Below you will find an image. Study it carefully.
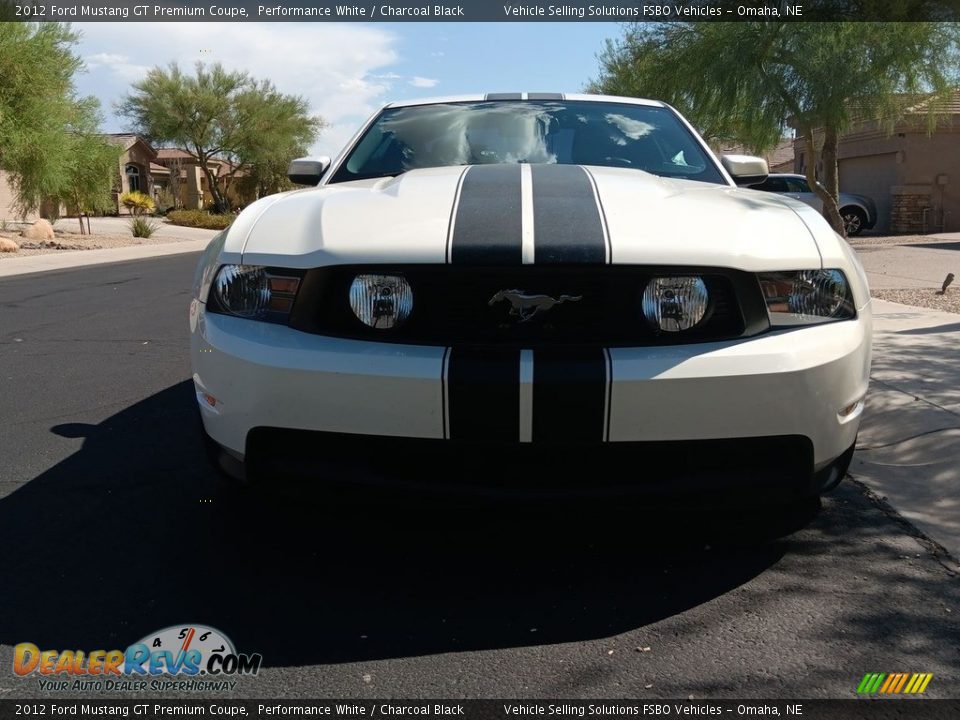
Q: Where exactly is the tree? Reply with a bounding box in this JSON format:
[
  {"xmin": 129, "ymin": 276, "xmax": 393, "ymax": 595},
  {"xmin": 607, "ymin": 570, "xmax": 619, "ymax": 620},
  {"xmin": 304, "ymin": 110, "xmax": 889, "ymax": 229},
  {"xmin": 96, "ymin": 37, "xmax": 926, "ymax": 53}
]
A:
[
  {"xmin": 230, "ymin": 80, "xmax": 328, "ymax": 202},
  {"xmin": 167, "ymin": 156, "xmax": 184, "ymax": 210},
  {"xmin": 593, "ymin": 22, "xmax": 959, "ymax": 234},
  {"xmin": 118, "ymin": 63, "xmax": 323, "ymax": 212},
  {"xmin": 59, "ymin": 124, "xmax": 123, "ymax": 234},
  {"xmin": 0, "ymin": 23, "xmax": 119, "ymax": 223}
]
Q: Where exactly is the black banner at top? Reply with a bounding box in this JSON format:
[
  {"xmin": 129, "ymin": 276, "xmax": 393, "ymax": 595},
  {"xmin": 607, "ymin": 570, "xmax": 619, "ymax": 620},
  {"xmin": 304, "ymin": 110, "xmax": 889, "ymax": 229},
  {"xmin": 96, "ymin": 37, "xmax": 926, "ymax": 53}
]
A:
[{"xmin": 2, "ymin": 0, "xmax": 960, "ymax": 22}]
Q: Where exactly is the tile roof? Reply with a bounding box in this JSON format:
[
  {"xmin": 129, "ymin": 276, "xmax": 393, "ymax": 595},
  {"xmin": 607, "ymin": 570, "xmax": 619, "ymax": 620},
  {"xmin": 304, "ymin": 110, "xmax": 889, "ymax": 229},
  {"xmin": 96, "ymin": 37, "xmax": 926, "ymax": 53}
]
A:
[
  {"xmin": 716, "ymin": 138, "xmax": 794, "ymax": 168},
  {"xmin": 155, "ymin": 148, "xmax": 195, "ymax": 160}
]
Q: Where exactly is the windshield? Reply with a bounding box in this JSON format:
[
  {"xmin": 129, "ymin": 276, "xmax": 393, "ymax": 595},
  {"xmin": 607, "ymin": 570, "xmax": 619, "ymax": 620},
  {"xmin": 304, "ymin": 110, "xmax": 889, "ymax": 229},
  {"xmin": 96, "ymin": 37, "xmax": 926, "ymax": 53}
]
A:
[{"xmin": 329, "ymin": 100, "xmax": 726, "ymax": 185}]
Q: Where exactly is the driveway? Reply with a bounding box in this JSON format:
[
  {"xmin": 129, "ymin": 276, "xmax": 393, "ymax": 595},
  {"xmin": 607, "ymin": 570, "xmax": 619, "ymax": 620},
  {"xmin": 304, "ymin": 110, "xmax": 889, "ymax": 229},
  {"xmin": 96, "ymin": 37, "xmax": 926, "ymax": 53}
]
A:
[
  {"xmin": 54, "ymin": 215, "xmax": 221, "ymax": 243},
  {"xmin": 855, "ymin": 235, "xmax": 960, "ymax": 290}
]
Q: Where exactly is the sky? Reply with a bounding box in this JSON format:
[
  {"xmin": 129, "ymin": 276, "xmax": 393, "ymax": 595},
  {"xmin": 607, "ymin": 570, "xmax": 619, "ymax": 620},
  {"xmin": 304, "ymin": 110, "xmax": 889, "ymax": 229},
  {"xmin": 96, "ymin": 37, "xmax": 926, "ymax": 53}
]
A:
[{"xmin": 72, "ymin": 22, "xmax": 623, "ymax": 158}]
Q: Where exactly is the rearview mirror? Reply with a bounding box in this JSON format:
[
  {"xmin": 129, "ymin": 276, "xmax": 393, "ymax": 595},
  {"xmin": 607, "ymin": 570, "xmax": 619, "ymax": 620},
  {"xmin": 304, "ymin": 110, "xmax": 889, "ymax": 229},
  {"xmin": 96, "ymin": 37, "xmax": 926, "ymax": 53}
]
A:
[
  {"xmin": 287, "ymin": 156, "xmax": 331, "ymax": 185},
  {"xmin": 721, "ymin": 155, "xmax": 769, "ymax": 186}
]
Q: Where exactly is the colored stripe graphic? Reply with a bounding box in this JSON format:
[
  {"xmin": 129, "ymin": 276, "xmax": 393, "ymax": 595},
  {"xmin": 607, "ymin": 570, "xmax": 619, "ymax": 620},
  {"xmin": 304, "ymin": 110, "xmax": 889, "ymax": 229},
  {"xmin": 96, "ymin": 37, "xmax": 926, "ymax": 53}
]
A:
[
  {"xmin": 857, "ymin": 672, "xmax": 933, "ymax": 694},
  {"xmin": 879, "ymin": 674, "xmax": 895, "ymax": 694},
  {"xmin": 531, "ymin": 164, "xmax": 608, "ymax": 264},
  {"xmin": 857, "ymin": 673, "xmax": 887, "ymax": 695},
  {"xmin": 448, "ymin": 165, "xmax": 523, "ymax": 265},
  {"xmin": 891, "ymin": 673, "xmax": 908, "ymax": 693}
]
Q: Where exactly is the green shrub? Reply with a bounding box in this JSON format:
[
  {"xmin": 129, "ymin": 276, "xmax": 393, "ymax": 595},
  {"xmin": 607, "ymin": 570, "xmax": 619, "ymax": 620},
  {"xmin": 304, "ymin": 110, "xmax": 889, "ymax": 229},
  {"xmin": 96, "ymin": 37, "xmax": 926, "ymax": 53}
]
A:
[
  {"xmin": 120, "ymin": 191, "xmax": 156, "ymax": 216},
  {"xmin": 166, "ymin": 209, "xmax": 234, "ymax": 230},
  {"xmin": 130, "ymin": 216, "xmax": 160, "ymax": 238},
  {"xmin": 154, "ymin": 188, "xmax": 176, "ymax": 213}
]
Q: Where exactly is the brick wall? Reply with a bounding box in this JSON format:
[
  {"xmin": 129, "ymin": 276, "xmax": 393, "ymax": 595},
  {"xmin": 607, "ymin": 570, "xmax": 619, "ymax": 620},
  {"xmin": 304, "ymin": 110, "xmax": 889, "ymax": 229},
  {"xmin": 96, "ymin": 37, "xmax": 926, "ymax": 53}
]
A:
[{"xmin": 890, "ymin": 185, "xmax": 933, "ymax": 234}]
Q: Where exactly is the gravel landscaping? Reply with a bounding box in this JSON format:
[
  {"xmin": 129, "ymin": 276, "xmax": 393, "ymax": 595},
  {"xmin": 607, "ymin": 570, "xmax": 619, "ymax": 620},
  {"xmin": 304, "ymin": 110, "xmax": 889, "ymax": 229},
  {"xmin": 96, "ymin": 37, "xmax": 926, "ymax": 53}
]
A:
[
  {"xmin": 0, "ymin": 218, "xmax": 216, "ymax": 260},
  {"xmin": 871, "ymin": 287, "xmax": 960, "ymax": 314},
  {"xmin": 847, "ymin": 235, "xmax": 960, "ymax": 313},
  {"xmin": 847, "ymin": 234, "xmax": 955, "ymax": 247},
  {"xmin": 0, "ymin": 229, "xmax": 199, "ymax": 259}
]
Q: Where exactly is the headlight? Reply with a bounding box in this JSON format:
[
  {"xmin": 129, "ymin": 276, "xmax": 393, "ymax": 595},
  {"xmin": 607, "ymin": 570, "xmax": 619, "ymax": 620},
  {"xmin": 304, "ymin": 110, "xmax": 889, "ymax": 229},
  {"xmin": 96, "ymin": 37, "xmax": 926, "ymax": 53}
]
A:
[
  {"xmin": 642, "ymin": 276, "xmax": 709, "ymax": 332},
  {"xmin": 210, "ymin": 265, "xmax": 301, "ymax": 321},
  {"xmin": 349, "ymin": 274, "xmax": 413, "ymax": 329},
  {"xmin": 758, "ymin": 270, "xmax": 855, "ymax": 326}
]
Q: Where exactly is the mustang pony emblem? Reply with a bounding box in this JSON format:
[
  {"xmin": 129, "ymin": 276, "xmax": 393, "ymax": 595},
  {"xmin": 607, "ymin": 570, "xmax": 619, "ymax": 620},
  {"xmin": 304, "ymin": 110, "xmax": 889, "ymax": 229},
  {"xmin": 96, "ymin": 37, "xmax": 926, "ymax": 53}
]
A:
[{"xmin": 488, "ymin": 289, "xmax": 583, "ymax": 323}]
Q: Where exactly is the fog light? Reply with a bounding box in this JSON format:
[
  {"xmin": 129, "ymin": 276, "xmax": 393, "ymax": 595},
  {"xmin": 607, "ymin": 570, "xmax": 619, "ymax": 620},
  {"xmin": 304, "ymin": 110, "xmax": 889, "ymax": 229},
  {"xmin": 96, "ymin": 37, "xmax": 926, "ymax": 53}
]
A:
[
  {"xmin": 642, "ymin": 276, "xmax": 708, "ymax": 332},
  {"xmin": 349, "ymin": 274, "xmax": 413, "ymax": 329}
]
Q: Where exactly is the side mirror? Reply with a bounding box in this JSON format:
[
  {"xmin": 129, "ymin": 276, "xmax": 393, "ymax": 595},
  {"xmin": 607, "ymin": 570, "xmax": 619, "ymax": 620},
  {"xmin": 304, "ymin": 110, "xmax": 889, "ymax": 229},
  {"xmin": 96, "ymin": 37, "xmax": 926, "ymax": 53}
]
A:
[
  {"xmin": 721, "ymin": 155, "xmax": 769, "ymax": 186},
  {"xmin": 287, "ymin": 156, "xmax": 331, "ymax": 185}
]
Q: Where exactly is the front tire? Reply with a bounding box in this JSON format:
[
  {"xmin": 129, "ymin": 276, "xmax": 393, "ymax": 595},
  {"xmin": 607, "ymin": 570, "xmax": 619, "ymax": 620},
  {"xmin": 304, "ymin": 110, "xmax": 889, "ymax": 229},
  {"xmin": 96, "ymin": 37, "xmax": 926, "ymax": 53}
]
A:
[{"xmin": 841, "ymin": 207, "xmax": 867, "ymax": 236}]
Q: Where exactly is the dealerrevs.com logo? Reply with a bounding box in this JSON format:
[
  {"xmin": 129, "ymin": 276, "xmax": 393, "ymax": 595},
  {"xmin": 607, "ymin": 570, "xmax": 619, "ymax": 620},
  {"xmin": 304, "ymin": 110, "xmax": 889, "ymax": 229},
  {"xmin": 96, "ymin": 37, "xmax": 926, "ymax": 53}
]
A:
[{"xmin": 13, "ymin": 624, "xmax": 262, "ymax": 692}]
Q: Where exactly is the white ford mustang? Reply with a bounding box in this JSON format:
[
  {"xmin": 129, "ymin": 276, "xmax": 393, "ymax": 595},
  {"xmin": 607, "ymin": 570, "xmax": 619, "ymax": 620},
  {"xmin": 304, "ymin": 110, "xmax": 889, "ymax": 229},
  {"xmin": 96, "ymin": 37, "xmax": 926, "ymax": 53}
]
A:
[{"xmin": 190, "ymin": 93, "xmax": 871, "ymax": 502}]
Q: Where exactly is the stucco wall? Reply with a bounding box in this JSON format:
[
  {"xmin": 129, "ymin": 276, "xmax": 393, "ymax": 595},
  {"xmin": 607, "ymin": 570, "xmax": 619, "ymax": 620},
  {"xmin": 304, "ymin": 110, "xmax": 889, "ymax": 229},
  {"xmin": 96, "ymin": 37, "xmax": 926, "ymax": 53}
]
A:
[{"xmin": 0, "ymin": 170, "xmax": 39, "ymax": 223}]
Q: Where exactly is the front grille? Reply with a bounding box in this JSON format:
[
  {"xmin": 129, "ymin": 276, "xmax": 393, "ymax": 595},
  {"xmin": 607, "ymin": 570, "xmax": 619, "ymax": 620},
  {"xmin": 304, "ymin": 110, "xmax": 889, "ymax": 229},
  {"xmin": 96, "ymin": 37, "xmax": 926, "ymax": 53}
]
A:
[{"xmin": 289, "ymin": 265, "xmax": 769, "ymax": 346}]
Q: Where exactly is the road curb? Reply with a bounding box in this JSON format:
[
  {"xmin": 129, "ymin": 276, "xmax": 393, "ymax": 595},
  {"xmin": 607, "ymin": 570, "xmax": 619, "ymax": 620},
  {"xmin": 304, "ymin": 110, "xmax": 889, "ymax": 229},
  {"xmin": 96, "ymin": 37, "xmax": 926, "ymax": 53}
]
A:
[{"xmin": 0, "ymin": 238, "xmax": 210, "ymax": 279}]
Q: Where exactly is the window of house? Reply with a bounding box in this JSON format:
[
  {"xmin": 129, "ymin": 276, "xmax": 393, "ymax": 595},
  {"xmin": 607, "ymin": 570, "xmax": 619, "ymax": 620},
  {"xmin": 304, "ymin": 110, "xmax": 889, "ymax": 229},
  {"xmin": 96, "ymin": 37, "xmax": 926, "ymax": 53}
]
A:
[{"xmin": 126, "ymin": 164, "xmax": 140, "ymax": 192}]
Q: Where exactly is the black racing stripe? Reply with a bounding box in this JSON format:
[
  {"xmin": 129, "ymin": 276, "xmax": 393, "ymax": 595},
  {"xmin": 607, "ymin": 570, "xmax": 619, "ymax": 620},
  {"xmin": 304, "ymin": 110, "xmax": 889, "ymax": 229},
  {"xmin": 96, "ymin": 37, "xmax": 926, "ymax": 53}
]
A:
[
  {"xmin": 532, "ymin": 347, "xmax": 608, "ymax": 444},
  {"xmin": 582, "ymin": 166, "xmax": 612, "ymax": 264},
  {"xmin": 527, "ymin": 93, "xmax": 564, "ymax": 100},
  {"xmin": 531, "ymin": 164, "xmax": 607, "ymax": 264},
  {"xmin": 485, "ymin": 93, "xmax": 523, "ymax": 101},
  {"xmin": 447, "ymin": 347, "xmax": 520, "ymax": 442},
  {"xmin": 444, "ymin": 166, "xmax": 470, "ymax": 264},
  {"xmin": 449, "ymin": 164, "xmax": 523, "ymax": 266}
]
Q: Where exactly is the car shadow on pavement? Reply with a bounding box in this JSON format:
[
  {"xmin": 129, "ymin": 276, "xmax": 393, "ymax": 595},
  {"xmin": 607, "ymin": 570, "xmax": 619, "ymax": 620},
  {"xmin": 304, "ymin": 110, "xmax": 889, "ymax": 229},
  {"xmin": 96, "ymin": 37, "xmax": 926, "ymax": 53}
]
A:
[{"xmin": 0, "ymin": 380, "xmax": 802, "ymax": 667}]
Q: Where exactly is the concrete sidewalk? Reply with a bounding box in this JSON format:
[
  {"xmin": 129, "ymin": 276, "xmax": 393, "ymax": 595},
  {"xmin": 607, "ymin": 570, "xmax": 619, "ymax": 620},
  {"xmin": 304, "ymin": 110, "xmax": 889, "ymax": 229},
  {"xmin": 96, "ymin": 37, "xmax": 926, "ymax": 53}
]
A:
[
  {"xmin": 0, "ymin": 237, "xmax": 211, "ymax": 278},
  {"xmin": 853, "ymin": 299, "xmax": 960, "ymax": 560}
]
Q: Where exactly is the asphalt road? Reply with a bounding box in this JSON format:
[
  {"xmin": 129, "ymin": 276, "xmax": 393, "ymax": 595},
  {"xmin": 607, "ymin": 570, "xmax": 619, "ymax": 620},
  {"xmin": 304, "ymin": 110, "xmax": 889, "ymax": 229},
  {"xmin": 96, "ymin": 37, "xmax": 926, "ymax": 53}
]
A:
[{"xmin": 0, "ymin": 254, "xmax": 957, "ymax": 700}]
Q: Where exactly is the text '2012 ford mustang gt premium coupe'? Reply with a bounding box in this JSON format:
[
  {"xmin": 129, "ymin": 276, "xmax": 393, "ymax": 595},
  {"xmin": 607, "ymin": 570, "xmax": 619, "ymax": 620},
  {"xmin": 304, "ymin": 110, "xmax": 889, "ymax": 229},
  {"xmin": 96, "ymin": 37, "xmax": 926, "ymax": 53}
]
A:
[{"xmin": 189, "ymin": 93, "xmax": 871, "ymax": 503}]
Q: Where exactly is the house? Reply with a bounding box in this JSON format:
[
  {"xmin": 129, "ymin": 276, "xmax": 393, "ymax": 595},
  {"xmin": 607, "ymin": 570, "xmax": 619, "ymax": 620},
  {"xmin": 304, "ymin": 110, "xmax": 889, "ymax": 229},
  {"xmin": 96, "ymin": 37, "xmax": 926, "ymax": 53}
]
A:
[
  {"xmin": 0, "ymin": 170, "xmax": 39, "ymax": 224},
  {"xmin": 1, "ymin": 135, "xmax": 160, "ymax": 222},
  {"xmin": 107, "ymin": 137, "xmax": 251, "ymax": 211},
  {"xmin": 794, "ymin": 90, "xmax": 960, "ymax": 233},
  {"xmin": 153, "ymin": 148, "xmax": 253, "ymax": 211}
]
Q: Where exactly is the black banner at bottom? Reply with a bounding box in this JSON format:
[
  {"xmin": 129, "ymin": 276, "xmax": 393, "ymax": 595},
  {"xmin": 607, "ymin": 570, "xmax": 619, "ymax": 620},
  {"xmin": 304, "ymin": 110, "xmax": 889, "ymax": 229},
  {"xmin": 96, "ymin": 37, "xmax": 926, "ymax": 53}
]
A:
[{"xmin": 1, "ymin": 700, "xmax": 959, "ymax": 720}]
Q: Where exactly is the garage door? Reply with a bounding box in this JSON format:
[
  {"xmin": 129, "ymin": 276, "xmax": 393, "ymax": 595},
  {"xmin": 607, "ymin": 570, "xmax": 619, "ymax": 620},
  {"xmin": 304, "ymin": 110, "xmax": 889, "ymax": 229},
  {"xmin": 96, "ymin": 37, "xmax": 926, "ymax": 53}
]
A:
[{"xmin": 839, "ymin": 153, "xmax": 898, "ymax": 232}]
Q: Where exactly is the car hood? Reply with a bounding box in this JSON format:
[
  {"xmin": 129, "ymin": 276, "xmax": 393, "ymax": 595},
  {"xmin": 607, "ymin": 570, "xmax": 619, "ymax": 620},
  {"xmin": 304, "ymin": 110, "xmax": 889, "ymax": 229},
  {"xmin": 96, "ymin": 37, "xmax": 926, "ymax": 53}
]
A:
[{"xmin": 232, "ymin": 164, "xmax": 824, "ymax": 272}]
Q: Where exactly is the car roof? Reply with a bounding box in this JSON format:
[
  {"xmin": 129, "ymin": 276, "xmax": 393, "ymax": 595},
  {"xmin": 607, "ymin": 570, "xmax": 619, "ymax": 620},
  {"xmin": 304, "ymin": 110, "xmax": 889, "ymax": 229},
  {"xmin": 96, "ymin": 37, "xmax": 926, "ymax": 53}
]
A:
[{"xmin": 384, "ymin": 93, "xmax": 667, "ymax": 109}]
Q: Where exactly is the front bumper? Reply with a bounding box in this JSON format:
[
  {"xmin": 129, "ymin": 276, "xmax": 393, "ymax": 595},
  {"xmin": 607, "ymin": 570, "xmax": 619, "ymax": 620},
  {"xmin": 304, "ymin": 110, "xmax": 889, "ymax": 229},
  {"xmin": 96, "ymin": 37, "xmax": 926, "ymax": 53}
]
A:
[{"xmin": 190, "ymin": 299, "xmax": 871, "ymax": 475}]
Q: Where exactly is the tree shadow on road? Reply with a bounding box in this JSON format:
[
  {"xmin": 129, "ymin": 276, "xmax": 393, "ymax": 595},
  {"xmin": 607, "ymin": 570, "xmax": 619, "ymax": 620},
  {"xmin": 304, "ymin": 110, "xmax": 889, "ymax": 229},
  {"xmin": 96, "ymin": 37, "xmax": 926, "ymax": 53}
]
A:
[{"xmin": 0, "ymin": 380, "xmax": 804, "ymax": 668}]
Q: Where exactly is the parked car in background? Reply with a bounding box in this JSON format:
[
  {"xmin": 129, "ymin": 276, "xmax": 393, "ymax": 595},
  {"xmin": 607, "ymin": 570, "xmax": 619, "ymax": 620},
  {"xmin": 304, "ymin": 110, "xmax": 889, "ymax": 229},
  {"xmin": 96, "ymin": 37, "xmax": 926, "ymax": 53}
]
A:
[{"xmin": 749, "ymin": 173, "xmax": 877, "ymax": 236}]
